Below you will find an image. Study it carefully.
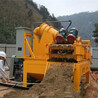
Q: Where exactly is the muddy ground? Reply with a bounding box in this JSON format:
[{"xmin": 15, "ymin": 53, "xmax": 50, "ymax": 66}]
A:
[
  {"xmin": 4, "ymin": 65, "xmax": 83, "ymax": 98},
  {"xmin": 0, "ymin": 65, "xmax": 98, "ymax": 98},
  {"xmin": 0, "ymin": 86, "xmax": 15, "ymax": 98},
  {"xmin": 84, "ymin": 71, "xmax": 98, "ymax": 98}
]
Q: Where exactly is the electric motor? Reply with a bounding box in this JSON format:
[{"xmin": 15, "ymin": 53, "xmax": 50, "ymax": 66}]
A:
[{"xmin": 67, "ymin": 28, "xmax": 78, "ymax": 44}]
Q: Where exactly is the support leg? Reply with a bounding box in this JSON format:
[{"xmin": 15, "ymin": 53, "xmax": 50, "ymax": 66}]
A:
[
  {"xmin": 23, "ymin": 70, "xmax": 27, "ymax": 87},
  {"xmin": 73, "ymin": 65, "xmax": 80, "ymax": 92},
  {"xmin": 74, "ymin": 74, "xmax": 81, "ymax": 91},
  {"xmin": 86, "ymin": 71, "xmax": 90, "ymax": 83}
]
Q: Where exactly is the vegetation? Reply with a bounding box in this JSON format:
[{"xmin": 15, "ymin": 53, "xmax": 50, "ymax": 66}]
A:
[
  {"xmin": 38, "ymin": 5, "xmax": 62, "ymax": 29},
  {"xmin": 0, "ymin": 0, "xmax": 62, "ymax": 44},
  {"xmin": 93, "ymin": 23, "xmax": 98, "ymax": 43}
]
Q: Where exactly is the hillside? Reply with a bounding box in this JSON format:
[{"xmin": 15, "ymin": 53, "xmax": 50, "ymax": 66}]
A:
[
  {"xmin": 57, "ymin": 11, "xmax": 98, "ymax": 46},
  {"xmin": 0, "ymin": 0, "xmax": 61, "ymax": 44}
]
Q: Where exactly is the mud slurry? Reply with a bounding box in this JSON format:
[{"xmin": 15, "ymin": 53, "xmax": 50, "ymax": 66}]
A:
[{"xmin": 4, "ymin": 64, "xmax": 83, "ymax": 98}]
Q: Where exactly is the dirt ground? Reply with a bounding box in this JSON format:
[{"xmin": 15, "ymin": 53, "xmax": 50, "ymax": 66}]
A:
[
  {"xmin": 0, "ymin": 65, "xmax": 98, "ymax": 98},
  {"xmin": 0, "ymin": 71, "xmax": 15, "ymax": 98},
  {"xmin": 0, "ymin": 86, "xmax": 15, "ymax": 98},
  {"xmin": 84, "ymin": 71, "xmax": 98, "ymax": 98},
  {"xmin": 4, "ymin": 65, "xmax": 83, "ymax": 98}
]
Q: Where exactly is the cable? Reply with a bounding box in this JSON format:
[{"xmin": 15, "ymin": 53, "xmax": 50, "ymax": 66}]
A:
[{"xmin": 0, "ymin": 83, "xmax": 17, "ymax": 91}]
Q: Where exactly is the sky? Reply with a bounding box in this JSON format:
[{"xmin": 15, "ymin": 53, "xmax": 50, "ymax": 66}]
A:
[{"xmin": 33, "ymin": 0, "xmax": 98, "ymax": 17}]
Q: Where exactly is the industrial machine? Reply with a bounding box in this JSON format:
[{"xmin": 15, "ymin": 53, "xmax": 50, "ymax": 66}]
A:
[{"xmin": 10, "ymin": 20, "xmax": 91, "ymax": 92}]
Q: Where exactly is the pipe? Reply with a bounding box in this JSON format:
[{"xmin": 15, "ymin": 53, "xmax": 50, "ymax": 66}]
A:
[{"xmin": 33, "ymin": 20, "xmax": 72, "ymax": 31}]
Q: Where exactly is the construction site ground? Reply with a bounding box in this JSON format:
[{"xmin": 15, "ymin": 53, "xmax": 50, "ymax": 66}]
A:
[
  {"xmin": 0, "ymin": 65, "xmax": 98, "ymax": 98},
  {"xmin": 0, "ymin": 86, "xmax": 15, "ymax": 98}
]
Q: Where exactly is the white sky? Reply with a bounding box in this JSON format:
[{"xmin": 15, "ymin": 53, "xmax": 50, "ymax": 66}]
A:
[{"xmin": 33, "ymin": 0, "xmax": 98, "ymax": 17}]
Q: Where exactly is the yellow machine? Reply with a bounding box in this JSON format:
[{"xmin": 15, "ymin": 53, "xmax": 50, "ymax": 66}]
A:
[{"xmin": 16, "ymin": 20, "xmax": 91, "ymax": 92}]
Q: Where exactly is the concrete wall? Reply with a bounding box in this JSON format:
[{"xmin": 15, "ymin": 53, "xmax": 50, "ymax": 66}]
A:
[
  {"xmin": 91, "ymin": 47, "xmax": 98, "ymax": 69},
  {"xmin": 0, "ymin": 44, "xmax": 16, "ymax": 65}
]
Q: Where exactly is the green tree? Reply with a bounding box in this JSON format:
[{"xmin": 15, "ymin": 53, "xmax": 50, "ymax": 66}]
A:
[
  {"xmin": 93, "ymin": 23, "xmax": 98, "ymax": 43},
  {"xmin": 39, "ymin": 5, "xmax": 50, "ymax": 19},
  {"xmin": 0, "ymin": 24, "xmax": 15, "ymax": 44}
]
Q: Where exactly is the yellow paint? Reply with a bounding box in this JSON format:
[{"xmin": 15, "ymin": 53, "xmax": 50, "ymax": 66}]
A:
[
  {"xmin": 73, "ymin": 60, "xmax": 90, "ymax": 91},
  {"xmin": 23, "ymin": 23, "xmax": 59, "ymax": 87},
  {"xmin": 23, "ymin": 59, "xmax": 50, "ymax": 87},
  {"xmin": 17, "ymin": 23, "xmax": 91, "ymax": 92},
  {"xmin": 33, "ymin": 23, "xmax": 59, "ymax": 59}
]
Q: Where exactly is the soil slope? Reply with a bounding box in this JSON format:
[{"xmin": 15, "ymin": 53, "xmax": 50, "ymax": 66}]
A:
[{"xmin": 4, "ymin": 64, "xmax": 83, "ymax": 98}]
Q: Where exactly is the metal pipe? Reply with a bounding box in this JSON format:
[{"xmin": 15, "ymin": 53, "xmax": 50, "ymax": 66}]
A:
[{"xmin": 33, "ymin": 20, "xmax": 72, "ymax": 31}]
